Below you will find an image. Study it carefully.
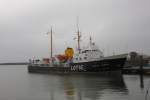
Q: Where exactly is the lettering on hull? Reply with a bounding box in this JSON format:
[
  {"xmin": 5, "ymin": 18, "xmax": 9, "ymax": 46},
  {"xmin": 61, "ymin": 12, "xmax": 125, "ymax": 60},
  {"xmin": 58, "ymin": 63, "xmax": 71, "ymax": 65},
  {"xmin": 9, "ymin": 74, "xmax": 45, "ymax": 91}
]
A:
[{"xmin": 71, "ymin": 65, "xmax": 86, "ymax": 71}]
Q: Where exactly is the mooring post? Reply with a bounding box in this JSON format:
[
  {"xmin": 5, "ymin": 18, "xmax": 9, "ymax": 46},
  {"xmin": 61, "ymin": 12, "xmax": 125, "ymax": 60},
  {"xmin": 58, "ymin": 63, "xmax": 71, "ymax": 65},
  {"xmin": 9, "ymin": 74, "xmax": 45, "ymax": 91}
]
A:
[{"xmin": 140, "ymin": 55, "xmax": 144, "ymax": 88}]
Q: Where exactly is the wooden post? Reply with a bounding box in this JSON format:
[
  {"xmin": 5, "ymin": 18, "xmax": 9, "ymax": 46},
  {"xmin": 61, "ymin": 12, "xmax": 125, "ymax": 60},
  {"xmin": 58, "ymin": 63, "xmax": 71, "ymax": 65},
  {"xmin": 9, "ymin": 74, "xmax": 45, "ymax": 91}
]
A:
[
  {"xmin": 140, "ymin": 55, "xmax": 144, "ymax": 88},
  {"xmin": 140, "ymin": 55, "xmax": 143, "ymax": 74}
]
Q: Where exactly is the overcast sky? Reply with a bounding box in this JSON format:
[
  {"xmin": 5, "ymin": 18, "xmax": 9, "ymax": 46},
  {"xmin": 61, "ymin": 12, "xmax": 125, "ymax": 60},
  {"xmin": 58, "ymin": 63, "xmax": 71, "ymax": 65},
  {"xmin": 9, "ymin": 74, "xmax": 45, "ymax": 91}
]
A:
[{"xmin": 0, "ymin": 0, "xmax": 150, "ymax": 62}]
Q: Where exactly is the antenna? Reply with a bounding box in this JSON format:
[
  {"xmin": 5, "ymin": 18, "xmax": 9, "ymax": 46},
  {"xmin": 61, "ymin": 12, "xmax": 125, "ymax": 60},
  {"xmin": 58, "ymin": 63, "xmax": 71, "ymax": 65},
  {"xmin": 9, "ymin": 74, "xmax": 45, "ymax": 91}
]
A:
[
  {"xmin": 90, "ymin": 36, "xmax": 92, "ymax": 45},
  {"xmin": 76, "ymin": 16, "xmax": 79, "ymax": 32}
]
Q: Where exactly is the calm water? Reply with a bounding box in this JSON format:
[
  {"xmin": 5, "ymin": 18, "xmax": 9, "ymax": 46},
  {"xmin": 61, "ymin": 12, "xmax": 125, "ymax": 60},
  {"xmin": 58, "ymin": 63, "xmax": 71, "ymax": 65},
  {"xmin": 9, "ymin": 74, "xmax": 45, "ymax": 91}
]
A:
[{"xmin": 0, "ymin": 65, "xmax": 150, "ymax": 100}]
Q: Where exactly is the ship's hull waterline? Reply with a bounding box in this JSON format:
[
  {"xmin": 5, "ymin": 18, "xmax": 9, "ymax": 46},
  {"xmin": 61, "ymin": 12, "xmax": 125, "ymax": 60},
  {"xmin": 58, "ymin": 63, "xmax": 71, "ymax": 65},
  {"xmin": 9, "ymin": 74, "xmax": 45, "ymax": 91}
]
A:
[{"xmin": 28, "ymin": 57, "xmax": 126, "ymax": 74}]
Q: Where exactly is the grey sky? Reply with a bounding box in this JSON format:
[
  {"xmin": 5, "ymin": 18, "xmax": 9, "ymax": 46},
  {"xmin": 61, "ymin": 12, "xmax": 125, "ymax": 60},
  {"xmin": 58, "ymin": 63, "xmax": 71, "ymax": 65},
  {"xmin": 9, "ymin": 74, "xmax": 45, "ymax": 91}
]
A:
[{"xmin": 0, "ymin": 0, "xmax": 150, "ymax": 62}]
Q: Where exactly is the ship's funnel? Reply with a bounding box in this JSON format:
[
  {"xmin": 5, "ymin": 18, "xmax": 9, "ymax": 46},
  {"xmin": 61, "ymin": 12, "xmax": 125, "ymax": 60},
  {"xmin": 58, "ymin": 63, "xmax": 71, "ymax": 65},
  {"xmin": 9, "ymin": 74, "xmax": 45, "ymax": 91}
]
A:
[{"xmin": 65, "ymin": 47, "xmax": 74, "ymax": 59}]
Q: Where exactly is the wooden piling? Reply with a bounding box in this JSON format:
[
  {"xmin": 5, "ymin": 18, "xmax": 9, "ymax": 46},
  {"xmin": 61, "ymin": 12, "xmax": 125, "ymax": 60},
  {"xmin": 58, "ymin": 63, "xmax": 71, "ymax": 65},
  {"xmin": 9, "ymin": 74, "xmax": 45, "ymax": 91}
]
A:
[{"xmin": 140, "ymin": 55, "xmax": 144, "ymax": 88}]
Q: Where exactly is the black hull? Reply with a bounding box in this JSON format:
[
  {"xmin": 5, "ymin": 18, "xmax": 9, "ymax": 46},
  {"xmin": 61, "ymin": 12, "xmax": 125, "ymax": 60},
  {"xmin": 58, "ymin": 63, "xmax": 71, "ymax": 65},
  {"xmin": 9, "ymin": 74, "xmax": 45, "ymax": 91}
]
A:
[{"xmin": 28, "ymin": 57, "xmax": 126, "ymax": 74}]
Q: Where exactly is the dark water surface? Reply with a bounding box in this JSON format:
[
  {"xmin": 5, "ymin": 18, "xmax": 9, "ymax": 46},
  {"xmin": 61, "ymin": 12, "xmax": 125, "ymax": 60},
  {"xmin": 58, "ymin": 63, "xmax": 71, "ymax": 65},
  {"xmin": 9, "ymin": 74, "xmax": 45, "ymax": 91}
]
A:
[{"xmin": 0, "ymin": 65, "xmax": 150, "ymax": 100}]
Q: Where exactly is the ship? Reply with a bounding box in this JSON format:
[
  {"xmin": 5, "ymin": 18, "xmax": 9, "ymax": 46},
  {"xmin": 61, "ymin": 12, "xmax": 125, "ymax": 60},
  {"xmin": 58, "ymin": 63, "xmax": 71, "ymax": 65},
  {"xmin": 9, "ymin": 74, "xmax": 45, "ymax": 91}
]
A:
[{"xmin": 28, "ymin": 26, "xmax": 127, "ymax": 74}]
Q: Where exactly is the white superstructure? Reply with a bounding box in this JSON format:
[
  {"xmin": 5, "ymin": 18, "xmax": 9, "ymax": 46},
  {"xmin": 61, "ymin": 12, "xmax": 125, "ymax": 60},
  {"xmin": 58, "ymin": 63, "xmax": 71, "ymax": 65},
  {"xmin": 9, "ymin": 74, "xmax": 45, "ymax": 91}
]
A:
[{"xmin": 73, "ymin": 37, "xmax": 104, "ymax": 63}]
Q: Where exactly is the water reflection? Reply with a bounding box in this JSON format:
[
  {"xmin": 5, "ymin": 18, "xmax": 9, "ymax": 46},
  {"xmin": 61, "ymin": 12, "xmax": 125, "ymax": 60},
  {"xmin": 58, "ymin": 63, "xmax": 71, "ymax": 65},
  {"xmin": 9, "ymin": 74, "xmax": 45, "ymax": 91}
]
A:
[{"xmin": 49, "ymin": 74, "xmax": 128, "ymax": 100}]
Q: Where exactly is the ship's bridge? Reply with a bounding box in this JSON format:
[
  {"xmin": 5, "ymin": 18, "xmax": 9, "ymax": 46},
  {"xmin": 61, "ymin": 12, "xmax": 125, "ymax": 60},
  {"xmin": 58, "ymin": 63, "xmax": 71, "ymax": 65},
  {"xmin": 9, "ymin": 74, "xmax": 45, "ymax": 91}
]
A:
[{"xmin": 73, "ymin": 41, "xmax": 104, "ymax": 63}]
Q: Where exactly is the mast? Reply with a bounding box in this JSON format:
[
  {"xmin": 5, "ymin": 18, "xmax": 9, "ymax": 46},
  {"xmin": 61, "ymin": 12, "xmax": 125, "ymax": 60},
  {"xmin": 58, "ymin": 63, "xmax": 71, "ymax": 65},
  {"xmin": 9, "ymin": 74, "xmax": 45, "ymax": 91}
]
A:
[
  {"xmin": 76, "ymin": 17, "xmax": 81, "ymax": 53},
  {"xmin": 77, "ymin": 27, "xmax": 81, "ymax": 53},
  {"xmin": 50, "ymin": 26, "xmax": 53, "ymax": 61},
  {"xmin": 47, "ymin": 26, "xmax": 53, "ymax": 63}
]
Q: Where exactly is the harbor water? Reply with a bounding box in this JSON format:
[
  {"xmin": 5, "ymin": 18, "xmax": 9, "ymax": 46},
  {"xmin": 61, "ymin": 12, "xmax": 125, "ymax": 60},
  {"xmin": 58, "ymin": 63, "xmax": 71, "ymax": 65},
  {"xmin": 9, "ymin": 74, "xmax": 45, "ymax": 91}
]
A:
[{"xmin": 0, "ymin": 65, "xmax": 150, "ymax": 100}]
